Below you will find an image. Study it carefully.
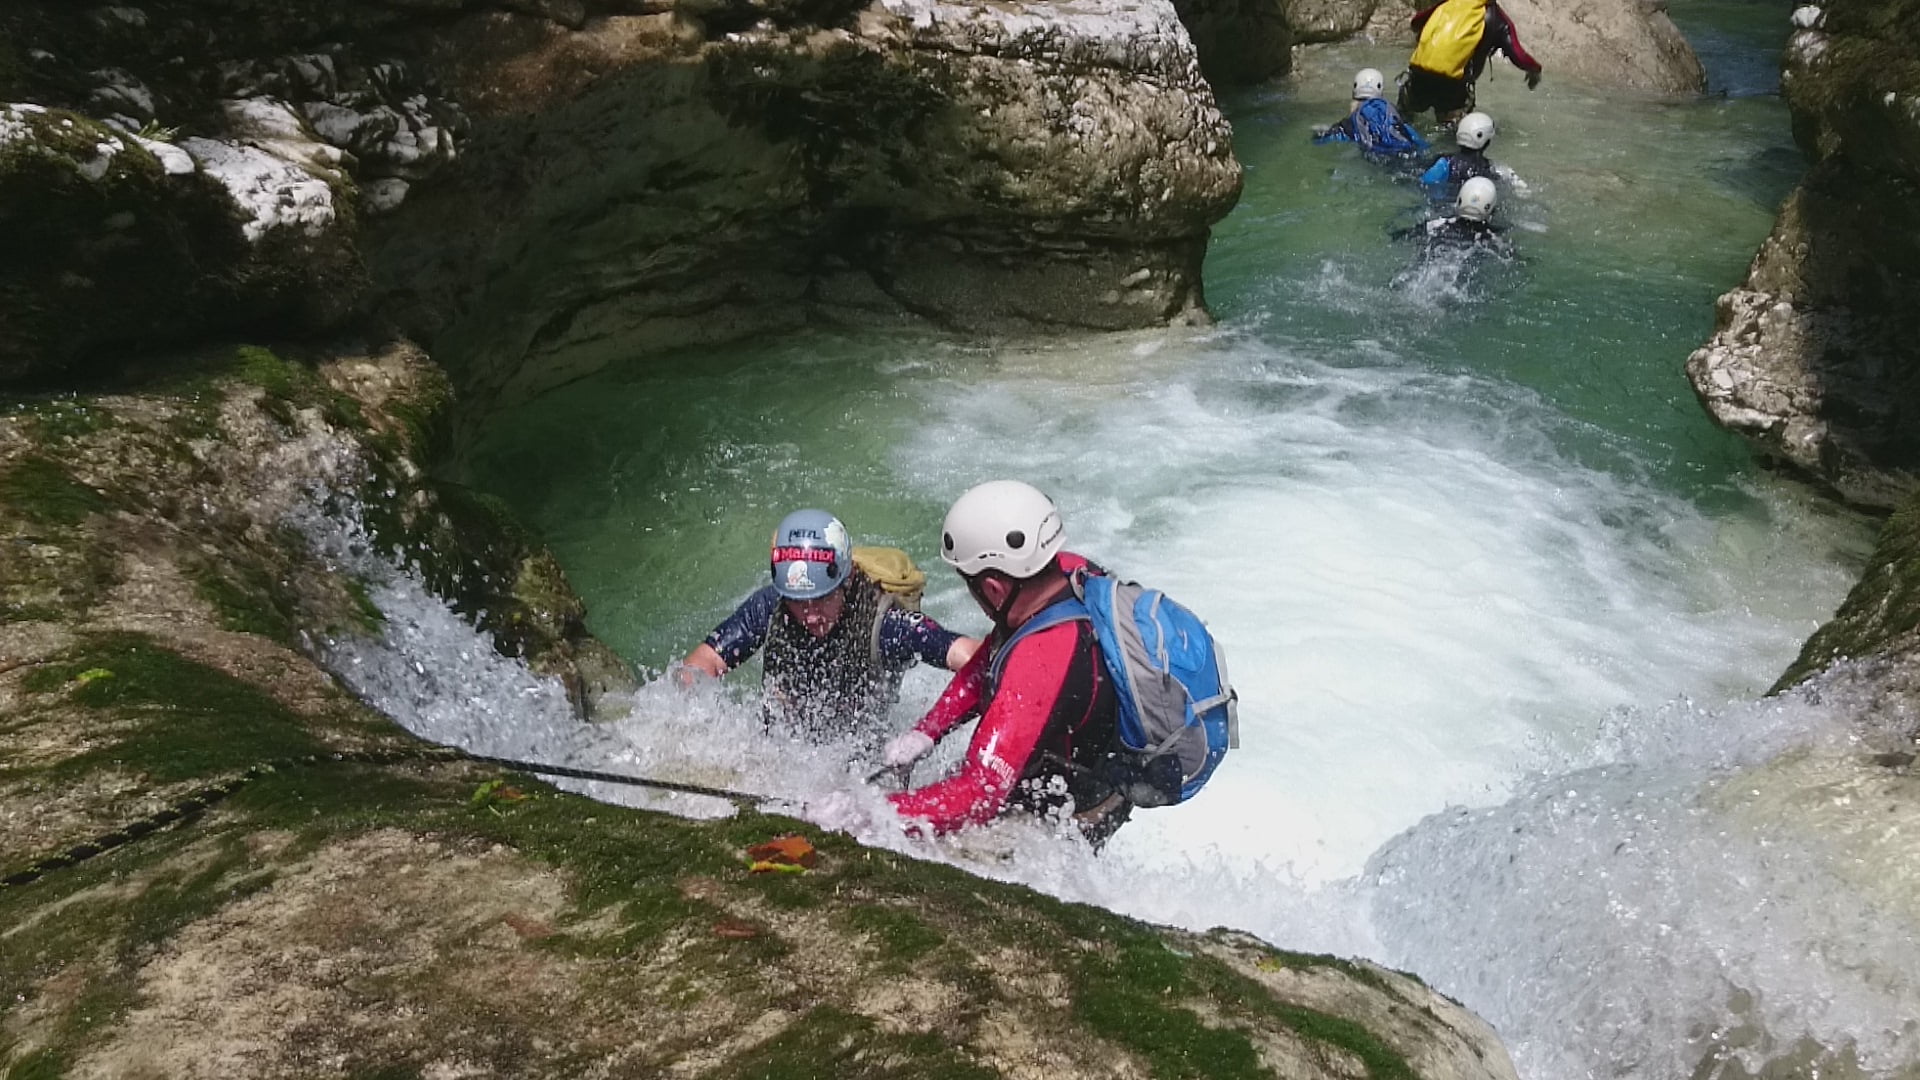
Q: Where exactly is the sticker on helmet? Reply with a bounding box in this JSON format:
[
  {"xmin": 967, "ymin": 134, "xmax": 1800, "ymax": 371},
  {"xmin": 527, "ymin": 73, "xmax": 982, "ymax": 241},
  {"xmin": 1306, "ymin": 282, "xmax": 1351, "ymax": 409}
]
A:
[
  {"xmin": 772, "ymin": 546, "xmax": 836, "ymax": 563},
  {"xmin": 825, "ymin": 519, "xmax": 848, "ymax": 551},
  {"xmin": 785, "ymin": 561, "xmax": 816, "ymax": 592}
]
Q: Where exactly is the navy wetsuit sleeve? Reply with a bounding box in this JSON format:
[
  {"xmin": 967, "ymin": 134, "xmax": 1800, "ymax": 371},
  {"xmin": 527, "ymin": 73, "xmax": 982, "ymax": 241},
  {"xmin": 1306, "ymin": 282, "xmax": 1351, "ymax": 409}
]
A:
[
  {"xmin": 1313, "ymin": 114, "xmax": 1358, "ymax": 144},
  {"xmin": 878, "ymin": 610, "xmax": 963, "ymax": 669},
  {"xmin": 702, "ymin": 585, "xmax": 780, "ymax": 669}
]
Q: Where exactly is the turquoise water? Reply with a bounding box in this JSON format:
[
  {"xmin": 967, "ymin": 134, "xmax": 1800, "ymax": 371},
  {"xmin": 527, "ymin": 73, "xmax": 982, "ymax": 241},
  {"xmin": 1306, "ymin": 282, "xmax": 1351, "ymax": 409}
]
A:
[
  {"xmin": 444, "ymin": 5, "xmax": 1914, "ymax": 1075},
  {"xmin": 464, "ymin": 37, "xmax": 1827, "ymax": 665}
]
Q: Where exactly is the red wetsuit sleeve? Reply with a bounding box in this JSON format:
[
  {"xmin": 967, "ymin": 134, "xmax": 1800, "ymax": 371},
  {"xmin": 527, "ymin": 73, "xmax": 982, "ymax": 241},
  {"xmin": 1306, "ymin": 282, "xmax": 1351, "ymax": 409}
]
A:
[
  {"xmin": 1488, "ymin": 4, "xmax": 1541, "ymax": 72},
  {"xmin": 913, "ymin": 636, "xmax": 992, "ymax": 742},
  {"xmin": 887, "ymin": 622, "xmax": 1081, "ymax": 834}
]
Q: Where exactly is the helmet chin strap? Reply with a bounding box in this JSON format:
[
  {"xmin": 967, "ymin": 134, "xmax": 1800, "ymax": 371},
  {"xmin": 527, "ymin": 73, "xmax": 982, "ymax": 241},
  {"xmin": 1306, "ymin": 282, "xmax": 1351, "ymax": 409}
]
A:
[{"xmin": 967, "ymin": 571, "xmax": 1024, "ymax": 631}]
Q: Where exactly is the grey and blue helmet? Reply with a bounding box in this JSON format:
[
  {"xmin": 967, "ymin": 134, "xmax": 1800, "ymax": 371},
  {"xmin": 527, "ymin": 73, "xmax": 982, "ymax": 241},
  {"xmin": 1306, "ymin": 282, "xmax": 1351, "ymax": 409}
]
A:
[{"xmin": 769, "ymin": 509, "xmax": 853, "ymax": 600}]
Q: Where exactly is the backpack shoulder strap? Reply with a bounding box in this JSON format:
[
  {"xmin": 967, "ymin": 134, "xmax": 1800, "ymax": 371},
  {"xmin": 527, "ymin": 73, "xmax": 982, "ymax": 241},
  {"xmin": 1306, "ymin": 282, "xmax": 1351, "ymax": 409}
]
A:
[
  {"xmin": 869, "ymin": 588, "xmax": 896, "ymax": 667},
  {"xmin": 988, "ymin": 597, "xmax": 1091, "ymax": 682}
]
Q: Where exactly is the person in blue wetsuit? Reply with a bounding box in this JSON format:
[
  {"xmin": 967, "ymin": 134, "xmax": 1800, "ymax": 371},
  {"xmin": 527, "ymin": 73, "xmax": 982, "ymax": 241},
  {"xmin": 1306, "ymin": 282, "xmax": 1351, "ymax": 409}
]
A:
[
  {"xmin": 1419, "ymin": 111, "xmax": 1499, "ymax": 202},
  {"xmin": 1313, "ymin": 68, "xmax": 1429, "ymax": 162},
  {"xmin": 680, "ymin": 508, "xmax": 980, "ymax": 745}
]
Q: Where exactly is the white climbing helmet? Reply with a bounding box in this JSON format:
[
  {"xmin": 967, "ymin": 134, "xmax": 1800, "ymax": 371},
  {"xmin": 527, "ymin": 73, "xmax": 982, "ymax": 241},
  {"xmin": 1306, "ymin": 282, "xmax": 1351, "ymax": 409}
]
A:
[
  {"xmin": 1456, "ymin": 111, "xmax": 1496, "ymax": 150},
  {"xmin": 1353, "ymin": 68, "xmax": 1386, "ymax": 101},
  {"xmin": 940, "ymin": 480, "xmax": 1065, "ymax": 579},
  {"xmin": 1457, "ymin": 176, "xmax": 1498, "ymax": 222}
]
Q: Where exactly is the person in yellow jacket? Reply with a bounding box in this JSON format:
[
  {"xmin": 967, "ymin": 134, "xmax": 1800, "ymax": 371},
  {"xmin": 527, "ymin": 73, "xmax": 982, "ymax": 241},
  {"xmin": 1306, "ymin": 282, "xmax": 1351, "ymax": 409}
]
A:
[{"xmin": 1399, "ymin": 0, "xmax": 1542, "ymax": 126}]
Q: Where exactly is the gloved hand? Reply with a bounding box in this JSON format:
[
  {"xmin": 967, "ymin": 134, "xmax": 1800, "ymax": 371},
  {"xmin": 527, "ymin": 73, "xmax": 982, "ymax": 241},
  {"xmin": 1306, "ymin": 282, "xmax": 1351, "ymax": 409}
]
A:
[
  {"xmin": 808, "ymin": 790, "xmax": 871, "ymax": 834},
  {"xmin": 1525, "ymin": 70, "xmax": 1542, "ymax": 90},
  {"xmin": 882, "ymin": 729, "xmax": 935, "ymax": 768}
]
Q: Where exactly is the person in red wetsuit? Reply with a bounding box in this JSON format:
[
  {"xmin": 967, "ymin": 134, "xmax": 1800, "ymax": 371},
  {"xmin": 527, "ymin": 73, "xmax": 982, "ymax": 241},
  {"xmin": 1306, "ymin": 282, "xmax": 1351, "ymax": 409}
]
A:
[
  {"xmin": 1399, "ymin": 0, "xmax": 1541, "ymax": 127},
  {"xmin": 810, "ymin": 480, "xmax": 1132, "ymax": 847}
]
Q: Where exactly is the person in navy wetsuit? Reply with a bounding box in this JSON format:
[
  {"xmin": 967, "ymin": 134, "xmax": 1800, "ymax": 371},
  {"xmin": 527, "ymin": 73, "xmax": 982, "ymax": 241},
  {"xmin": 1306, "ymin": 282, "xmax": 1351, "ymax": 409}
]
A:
[
  {"xmin": 1395, "ymin": 176, "xmax": 1514, "ymax": 261},
  {"xmin": 1419, "ymin": 111, "xmax": 1500, "ymax": 203},
  {"xmin": 811, "ymin": 481, "xmax": 1135, "ymax": 848},
  {"xmin": 680, "ymin": 509, "xmax": 979, "ymax": 746},
  {"xmin": 1313, "ymin": 68, "xmax": 1429, "ymax": 163}
]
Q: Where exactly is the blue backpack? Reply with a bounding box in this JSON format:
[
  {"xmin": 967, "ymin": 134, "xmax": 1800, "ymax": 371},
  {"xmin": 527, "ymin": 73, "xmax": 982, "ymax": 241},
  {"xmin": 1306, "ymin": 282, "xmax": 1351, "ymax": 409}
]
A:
[{"xmin": 996, "ymin": 570, "xmax": 1239, "ymax": 807}]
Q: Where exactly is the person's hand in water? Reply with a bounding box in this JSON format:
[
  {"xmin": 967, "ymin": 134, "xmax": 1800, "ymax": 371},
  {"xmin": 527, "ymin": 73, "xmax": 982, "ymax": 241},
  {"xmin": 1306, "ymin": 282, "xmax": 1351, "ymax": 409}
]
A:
[
  {"xmin": 882, "ymin": 729, "xmax": 935, "ymax": 768},
  {"xmin": 1311, "ymin": 123, "xmax": 1331, "ymax": 137}
]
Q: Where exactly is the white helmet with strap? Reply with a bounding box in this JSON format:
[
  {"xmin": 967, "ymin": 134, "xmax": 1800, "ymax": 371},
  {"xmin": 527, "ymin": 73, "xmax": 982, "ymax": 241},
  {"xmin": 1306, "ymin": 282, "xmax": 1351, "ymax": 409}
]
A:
[
  {"xmin": 1457, "ymin": 176, "xmax": 1498, "ymax": 222},
  {"xmin": 1353, "ymin": 68, "xmax": 1386, "ymax": 101},
  {"xmin": 940, "ymin": 480, "xmax": 1065, "ymax": 579},
  {"xmin": 1456, "ymin": 111, "xmax": 1496, "ymax": 150}
]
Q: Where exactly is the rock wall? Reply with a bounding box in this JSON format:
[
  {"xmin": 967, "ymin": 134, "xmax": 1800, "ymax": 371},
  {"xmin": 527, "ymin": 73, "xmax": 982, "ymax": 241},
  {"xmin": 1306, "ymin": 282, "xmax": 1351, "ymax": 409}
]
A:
[
  {"xmin": 1171, "ymin": 0, "xmax": 1294, "ymax": 83},
  {"xmin": 1690, "ymin": 1, "xmax": 1920, "ymax": 729},
  {"xmin": 375, "ymin": 0, "xmax": 1243, "ymax": 419},
  {"xmin": 0, "ymin": 0, "xmax": 1242, "ymax": 424},
  {"xmin": 1687, "ymin": 0, "xmax": 1920, "ymax": 513}
]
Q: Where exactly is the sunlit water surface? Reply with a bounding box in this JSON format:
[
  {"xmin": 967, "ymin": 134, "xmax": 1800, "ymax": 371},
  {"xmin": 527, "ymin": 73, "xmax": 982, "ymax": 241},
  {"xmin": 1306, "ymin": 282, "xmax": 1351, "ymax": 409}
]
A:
[{"xmin": 316, "ymin": 4, "xmax": 1920, "ymax": 1077}]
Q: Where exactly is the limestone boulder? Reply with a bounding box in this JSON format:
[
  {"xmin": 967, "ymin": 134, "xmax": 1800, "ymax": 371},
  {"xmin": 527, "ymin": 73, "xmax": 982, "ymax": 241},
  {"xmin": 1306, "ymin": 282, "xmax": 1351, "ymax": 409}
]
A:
[
  {"xmin": 369, "ymin": 0, "xmax": 1243, "ymax": 420},
  {"xmin": 1686, "ymin": 0, "xmax": 1920, "ymax": 512},
  {"xmin": 1284, "ymin": 0, "xmax": 1381, "ymax": 44},
  {"xmin": 0, "ymin": 102, "xmax": 359, "ymax": 383},
  {"xmin": 1370, "ymin": 0, "xmax": 1705, "ymax": 93}
]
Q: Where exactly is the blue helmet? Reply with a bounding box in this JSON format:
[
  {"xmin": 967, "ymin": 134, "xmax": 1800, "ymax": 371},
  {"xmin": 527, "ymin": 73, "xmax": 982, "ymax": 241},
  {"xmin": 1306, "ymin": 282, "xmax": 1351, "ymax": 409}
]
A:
[{"xmin": 769, "ymin": 509, "xmax": 852, "ymax": 600}]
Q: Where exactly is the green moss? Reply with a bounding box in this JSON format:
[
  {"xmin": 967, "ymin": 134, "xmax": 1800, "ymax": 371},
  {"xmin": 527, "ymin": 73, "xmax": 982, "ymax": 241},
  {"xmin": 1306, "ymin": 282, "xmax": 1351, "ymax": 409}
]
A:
[
  {"xmin": 188, "ymin": 559, "xmax": 298, "ymax": 642},
  {"xmin": 844, "ymin": 903, "xmax": 946, "ymax": 966},
  {"xmin": 14, "ymin": 399, "xmax": 116, "ymax": 443},
  {"xmin": 5, "ymin": 1048, "xmax": 67, "ymax": 1080},
  {"xmin": 117, "ymin": 837, "xmax": 274, "ymax": 954},
  {"xmin": 714, "ymin": 1006, "xmax": 997, "ymax": 1080},
  {"xmin": 1188, "ymin": 956, "xmax": 1419, "ymax": 1080},
  {"xmin": 0, "ymin": 455, "xmax": 110, "ymax": 526},
  {"xmin": 1237, "ymin": 941, "xmax": 1408, "ymax": 996},
  {"xmin": 1776, "ymin": 496, "xmax": 1920, "ymax": 691},
  {"xmin": 234, "ymin": 345, "xmax": 302, "ymax": 401},
  {"xmin": 1068, "ymin": 931, "xmax": 1267, "ymax": 1080},
  {"xmin": 1273, "ymin": 1003, "xmax": 1417, "ymax": 1080},
  {"xmin": 23, "ymin": 631, "xmax": 325, "ymax": 784}
]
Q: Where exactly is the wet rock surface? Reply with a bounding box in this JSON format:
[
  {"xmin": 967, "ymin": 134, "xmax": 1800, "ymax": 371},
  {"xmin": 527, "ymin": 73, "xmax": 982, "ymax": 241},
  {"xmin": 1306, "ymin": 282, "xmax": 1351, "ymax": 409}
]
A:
[
  {"xmin": 1, "ymin": 0, "xmax": 1242, "ymax": 424},
  {"xmin": 0, "ymin": 342, "xmax": 1520, "ymax": 1080},
  {"xmin": 1686, "ymin": 0, "xmax": 1920, "ymax": 514}
]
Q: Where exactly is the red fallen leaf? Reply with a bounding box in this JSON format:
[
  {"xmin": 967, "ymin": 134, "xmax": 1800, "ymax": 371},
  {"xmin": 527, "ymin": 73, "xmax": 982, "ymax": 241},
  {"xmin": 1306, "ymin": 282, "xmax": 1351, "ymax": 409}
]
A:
[
  {"xmin": 743, "ymin": 834, "xmax": 818, "ymax": 869},
  {"xmin": 502, "ymin": 913, "xmax": 555, "ymax": 941},
  {"xmin": 712, "ymin": 918, "xmax": 761, "ymax": 940}
]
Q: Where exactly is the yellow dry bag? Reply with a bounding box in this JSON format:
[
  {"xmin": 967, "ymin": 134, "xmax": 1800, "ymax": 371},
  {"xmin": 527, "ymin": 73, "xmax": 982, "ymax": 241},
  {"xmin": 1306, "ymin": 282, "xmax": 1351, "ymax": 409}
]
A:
[
  {"xmin": 1409, "ymin": 0, "xmax": 1489, "ymax": 80},
  {"xmin": 852, "ymin": 546, "xmax": 926, "ymax": 611}
]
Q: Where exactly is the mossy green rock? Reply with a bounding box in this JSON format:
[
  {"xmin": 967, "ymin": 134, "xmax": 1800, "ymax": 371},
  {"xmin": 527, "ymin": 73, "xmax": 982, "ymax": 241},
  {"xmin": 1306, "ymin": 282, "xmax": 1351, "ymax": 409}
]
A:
[
  {"xmin": 1, "ymin": 339, "xmax": 1518, "ymax": 1080},
  {"xmin": 0, "ymin": 105, "xmax": 361, "ymax": 385}
]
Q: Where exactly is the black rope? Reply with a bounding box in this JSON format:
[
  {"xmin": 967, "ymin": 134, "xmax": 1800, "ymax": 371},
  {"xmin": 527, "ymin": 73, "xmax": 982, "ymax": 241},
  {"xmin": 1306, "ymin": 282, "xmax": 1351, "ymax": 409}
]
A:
[
  {"xmin": 1, "ymin": 747, "xmax": 783, "ymax": 891},
  {"xmin": 456, "ymin": 752, "xmax": 779, "ymax": 806}
]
